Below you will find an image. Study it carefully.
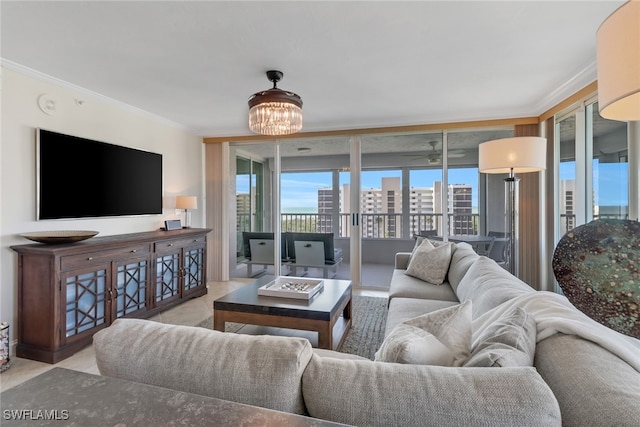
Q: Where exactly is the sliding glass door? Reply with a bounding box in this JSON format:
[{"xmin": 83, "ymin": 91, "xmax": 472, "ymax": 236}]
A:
[
  {"xmin": 588, "ymin": 102, "xmax": 629, "ymax": 221},
  {"xmin": 555, "ymin": 100, "xmax": 628, "ymax": 242},
  {"xmin": 278, "ymin": 137, "xmax": 352, "ymax": 282},
  {"xmin": 228, "ymin": 126, "xmax": 521, "ymax": 286},
  {"xmin": 231, "ymin": 143, "xmax": 281, "ymax": 278}
]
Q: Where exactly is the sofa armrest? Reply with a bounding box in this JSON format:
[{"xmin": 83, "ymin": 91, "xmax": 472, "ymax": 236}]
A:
[
  {"xmin": 302, "ymin": 355, "xmax": 561, "ymax": 427},
  {"xmin": 395, "ymin": 252, "xmax": 411, "ymax": 269},
  {"xmin": 93, "ymin": 318, "xmax": 312, "ymax": 415}
]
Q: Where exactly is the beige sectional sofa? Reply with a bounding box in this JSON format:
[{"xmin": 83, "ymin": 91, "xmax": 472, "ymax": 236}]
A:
[{"xmin": 93, "ymin": 241, "xmax": 640, "ymax": 427}]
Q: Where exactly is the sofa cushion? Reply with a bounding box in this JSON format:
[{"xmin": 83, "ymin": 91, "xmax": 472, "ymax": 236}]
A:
[
  {"xmin": 385, "ymin": 297, "xmax": 459, "ymax": 337},
  {"xmin": 302, "ymin": 355, "xmax": 561, "ymax": 427},
  {"xmin": 447, "ymin": 242, "xmax": 480, "ymax": 292},
  {"xmin": 389, "ymin": 269, "xmax": 459, "ymax": 302},
  {"xmin": 465, "ymin": 307, "xmax": 536, "ymax": 367},
  {"xmin": 93, "ymin": 318, "xmax": 313, "ymax": 414},
  {"xmin": 312, "ymin": 348, "xmax": 369, "ymax": 360},
  {"xmin": 405, "ymin": 240, "xmax": 455, "ymax": 285},
  {"xmin": 456, "ymin": 256, "xmax": 534, "ymax": 317},
  {"xmin": 535, "ymin": 333, "xmax": 640, "ymax": 426},
  {"xmin": 375, "ymin": 301, "xmax": 471, "ymax": 366}
]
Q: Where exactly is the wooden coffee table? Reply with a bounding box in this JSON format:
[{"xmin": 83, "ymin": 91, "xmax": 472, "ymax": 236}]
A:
[{"xmin": 214, "ymin": 276, "xmax": 352, "ymax": 350}]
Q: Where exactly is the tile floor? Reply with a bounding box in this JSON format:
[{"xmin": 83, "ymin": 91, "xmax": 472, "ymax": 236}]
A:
[{"xmin": 0, "ymin": 280, "xmax": 387, "ymax": 392}]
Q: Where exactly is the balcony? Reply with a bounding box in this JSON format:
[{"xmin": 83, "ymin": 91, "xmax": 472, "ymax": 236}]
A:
[
  {"xmin": 238, "ymin": 212, "xmax": 479, "ymax": 238},
  {"xmin": 234, "ymin": 212, "xmax": 486, "ymax": 287}
]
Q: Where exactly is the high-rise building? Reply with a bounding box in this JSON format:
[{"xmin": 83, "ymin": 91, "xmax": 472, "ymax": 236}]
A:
[
  {"xmin": 559, "ymin": 179, "xmax": 576, "ymax": 234},
  {"xmin": 236, "ymin": 193, "xmax": 251, "ymax": 233},
  {"xmin": 449, "ymin": 184, "xmax": 474, "ymax": 235},
  {"xmin": 317, "ymin": 178, "xmax": 474, "ymax": 237},
  {"xmin": 318, "ymin": 187, "xmax": 334, "ymax": 232}
]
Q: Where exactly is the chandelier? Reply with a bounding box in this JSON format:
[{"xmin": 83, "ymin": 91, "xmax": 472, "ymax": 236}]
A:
[{"xmin": 248, "ymin": 70, "xmax": 303, "ymax": 136}]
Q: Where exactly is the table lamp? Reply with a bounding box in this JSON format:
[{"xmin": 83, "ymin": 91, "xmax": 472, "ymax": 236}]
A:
[{"xmin": 176, "ymin": 196, "xmax": 198, "ymax": 229}]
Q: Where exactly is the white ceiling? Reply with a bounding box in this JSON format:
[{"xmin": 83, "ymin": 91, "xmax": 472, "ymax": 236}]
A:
[{"xmin": 0, "ymin": 1, "xmax": 624, "ymax": 137}]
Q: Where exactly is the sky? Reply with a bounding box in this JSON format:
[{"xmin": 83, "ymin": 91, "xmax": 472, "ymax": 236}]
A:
[{"xmin": 561, "ymin": 160, "xmax": 629, "ymax": 207}]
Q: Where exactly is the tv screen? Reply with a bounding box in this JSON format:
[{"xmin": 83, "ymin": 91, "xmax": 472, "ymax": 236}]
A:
[{"xmin": 37, "ymin": 129, "xmax": 163, "ymax": 220}]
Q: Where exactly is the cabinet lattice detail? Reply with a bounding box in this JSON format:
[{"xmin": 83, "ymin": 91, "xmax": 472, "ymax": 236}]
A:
[
  {"xmin": 156, "ymin": 254, "xmax": 180, "ymax": 302},
  {"xmin": 116, "ymin": 260, "xmax": 147, "ymax": 317},
  {"xmin": 184, "ymin": 247, "xmax": 204, "ymax": 291},
  {"xmin": 65, "ymin": 270, "xmax": 108, "ymax": 337}
]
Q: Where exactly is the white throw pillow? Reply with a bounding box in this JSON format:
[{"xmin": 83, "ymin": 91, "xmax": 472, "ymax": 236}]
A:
[
  {"xmin": 409, "ymin": 236, "xmax": 448, "ymax": 261},
  {"xmin": 374, "ymin": 300, "xmax": 472, "ymax": 366},
  {"xmin": 405, "ymin": 239, "xmax": 454, "ymax": 285}
]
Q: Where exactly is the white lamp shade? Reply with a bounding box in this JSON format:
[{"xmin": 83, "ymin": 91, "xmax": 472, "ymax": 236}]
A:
[
  {"xmin": 479, "ymin": 137, "xmax": 547, "ymax": 174},
  {"xmin": 175, "ymin": 196, "xmax": 197, "ymax": 210},
  {"xmin": 597, "ymin": 0, "xmax": 640, "ymax": 121}
]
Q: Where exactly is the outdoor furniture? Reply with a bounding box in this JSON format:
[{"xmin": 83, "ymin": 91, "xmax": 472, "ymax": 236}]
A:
[
  {"xmin": 487, "ymin": 231, "xmax": 510, "ymax": 268},
  {"xmin": 417, "ymin": 230, "xmax": 438, "ymax": 237},
  {"xmin": 430, "ymin": 235, "xmax": 496, "ymax": 256},
  {"xmin": 242, "ymin": 232, "xmax": 342, "ymax": 278}
]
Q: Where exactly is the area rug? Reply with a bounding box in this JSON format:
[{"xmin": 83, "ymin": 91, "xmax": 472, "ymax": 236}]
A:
[{"xmin": 196, "ymin": 295, "xmax": 388, "ymax": 360}]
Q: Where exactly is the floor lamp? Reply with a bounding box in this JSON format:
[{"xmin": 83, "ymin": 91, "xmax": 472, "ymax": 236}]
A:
[
  {"xmin": 597, "ymin": 0, "xmax": 640, "ymax": 122},
  {"xmin": 479, "ymin": 137, "xmax": 546, "ymax": 277}
]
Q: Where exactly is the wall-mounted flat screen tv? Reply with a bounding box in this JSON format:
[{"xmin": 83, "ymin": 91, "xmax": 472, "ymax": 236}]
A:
[{"xmin": 37, "ymin": 129, "xmax": 163, "ymax": 220}]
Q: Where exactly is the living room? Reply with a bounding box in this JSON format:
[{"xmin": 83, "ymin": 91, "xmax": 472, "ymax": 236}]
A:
[{"xmin": 2, "ymin": 1, "xmax": 639, "ymax": 425}]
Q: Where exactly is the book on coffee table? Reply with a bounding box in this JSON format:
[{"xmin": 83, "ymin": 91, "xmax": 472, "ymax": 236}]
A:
[{"xmin": 258, "ymin": 277, "xmax": 324, "ymax": 300}]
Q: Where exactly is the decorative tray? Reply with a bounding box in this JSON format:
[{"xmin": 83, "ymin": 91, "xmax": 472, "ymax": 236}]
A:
[
  {"xmin": 258, "ymin": 277, "xmax": 324, "ymax": 300},
  {"xmin": 19, "ymin": 230, "xmax": 99, "ymax": 244}
]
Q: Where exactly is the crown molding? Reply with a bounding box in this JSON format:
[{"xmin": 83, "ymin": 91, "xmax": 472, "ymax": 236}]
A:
[
  {"xmin": 1, "ymin": 59, "xmax": 198, "ymax": 135},
  {"xmin": 533, "ymin": 60, "xmax": 598, "ymax": 116}
]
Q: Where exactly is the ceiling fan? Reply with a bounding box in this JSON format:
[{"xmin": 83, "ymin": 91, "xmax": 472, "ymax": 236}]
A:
[{"xmin": 406, "ymin": 141, "xmax": 466, "ymax": 164}]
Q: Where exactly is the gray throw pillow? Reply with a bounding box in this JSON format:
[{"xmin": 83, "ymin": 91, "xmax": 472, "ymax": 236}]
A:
[
  {"xmin": 464, "ymin": 307, "xmax": 537, "ymax": 367},
  {"xmin": 405, "ymin": 239, "xmax": 454, "ymax": 285},
  {"xmin": 374, "ymin": 300, "xmax": 472, "ymax": 366}
]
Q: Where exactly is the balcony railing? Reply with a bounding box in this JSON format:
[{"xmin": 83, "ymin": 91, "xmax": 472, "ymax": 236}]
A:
[{"xmin": 238, "ymin": 212, "xmax": 480, "ymax": 238}]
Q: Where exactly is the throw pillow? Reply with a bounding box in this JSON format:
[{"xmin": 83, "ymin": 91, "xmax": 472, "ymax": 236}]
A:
[
  {"xmin": 405, "ymin": 239, "xmax": 454, "ymax": 285},
  {"xmin": 409, "ymin": 236, "xmax": 448, "ymax": 260},
  {"xmin": 464, "ymin": 307, "xmax": 536, "ymax": 367},
  {"xmin": 374, "ymin": 300, "xmax": 472, "ymax": 366}
]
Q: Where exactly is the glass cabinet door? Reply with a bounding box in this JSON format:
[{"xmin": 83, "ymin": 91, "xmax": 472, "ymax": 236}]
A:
[
  {"xmin": 63, "ymin": 267, "xmax": 108, "ymax": 340},
  {"xmin": 183, "ymin": 246, "xmax": 205, "ymax": 293},
  {"xmin": 155, "ymin": 252, "xmax": 181, "ymax": 304},
  {"xmin": 115, "ymin": 258, "xmax": 148, "ymax": 318}
]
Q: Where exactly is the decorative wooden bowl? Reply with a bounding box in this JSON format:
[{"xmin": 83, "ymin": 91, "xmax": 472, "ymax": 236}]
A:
[{"xmin": 19, "ymin": 230, "xmax": 99, "ymax": 244}]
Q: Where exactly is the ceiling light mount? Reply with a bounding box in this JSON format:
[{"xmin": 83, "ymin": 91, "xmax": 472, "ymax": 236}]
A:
[
  {"xmin": 266, "ymin": 70, "xmax": 284, "ymax": 87},
  {"xmin": 248, "ymin": 70, "xmax": 303, "ymax": 136}
]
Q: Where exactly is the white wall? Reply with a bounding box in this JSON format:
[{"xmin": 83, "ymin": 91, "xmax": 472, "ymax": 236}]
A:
[{"xmin": 0, "ymin": 67, "xmax": 205, "ymax": 348}]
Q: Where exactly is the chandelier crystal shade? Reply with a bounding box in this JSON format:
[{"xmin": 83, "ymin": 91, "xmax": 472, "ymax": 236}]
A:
[{"xmin": 248, "ymin": 70, "xmax": 303, "ymax": 136}]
